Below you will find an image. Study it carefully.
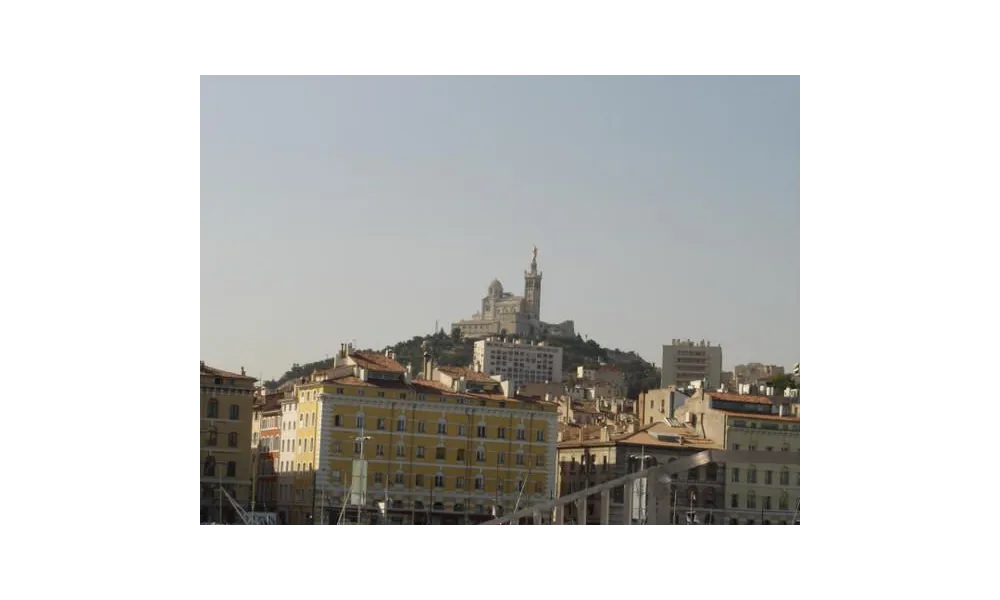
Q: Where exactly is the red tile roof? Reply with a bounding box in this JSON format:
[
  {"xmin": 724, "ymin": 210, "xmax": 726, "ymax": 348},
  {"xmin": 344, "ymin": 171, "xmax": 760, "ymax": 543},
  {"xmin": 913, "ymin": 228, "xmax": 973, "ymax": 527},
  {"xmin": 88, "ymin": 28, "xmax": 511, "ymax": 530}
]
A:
[
  {"xmin": 201, "ymin": 363, "xmax": 256, "ymax": 381},
  {"xmin": 350, "ymin": 351, "xmax": 405, "ymax": 373},
  {"xmin": 725, "ymin": 412, "xmax": 800, "ymax": 423},
  {"xmin": 708, "ymin": 392, "xmax": 772, "ymax": 405},
  {"xmin": 435, "ymin": 366, "xmax": 497, "ymax": 383}
]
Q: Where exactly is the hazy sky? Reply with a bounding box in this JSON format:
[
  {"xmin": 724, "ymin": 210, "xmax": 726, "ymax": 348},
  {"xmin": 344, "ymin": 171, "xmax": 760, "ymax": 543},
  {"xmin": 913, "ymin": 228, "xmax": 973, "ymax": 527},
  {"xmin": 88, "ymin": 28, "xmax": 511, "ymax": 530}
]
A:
[{"xmin": 201, "ymin": 76, "xmax": 799, "ymax": 381}]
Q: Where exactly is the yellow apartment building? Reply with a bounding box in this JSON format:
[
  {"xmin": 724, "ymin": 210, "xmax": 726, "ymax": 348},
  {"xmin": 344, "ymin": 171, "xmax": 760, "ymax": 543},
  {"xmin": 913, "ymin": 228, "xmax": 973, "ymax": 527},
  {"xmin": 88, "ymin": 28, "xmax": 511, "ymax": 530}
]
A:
[
  {"xmin": 674, "ymin": 390, "xmax": 800, "ymax": 524},
  {"xmin": 274, "ymin": 343, "xmax": 559, "ymax": 524},
  {"xmin": 200, "ymin": 361, "xmax": 256, "ymax": 523}
]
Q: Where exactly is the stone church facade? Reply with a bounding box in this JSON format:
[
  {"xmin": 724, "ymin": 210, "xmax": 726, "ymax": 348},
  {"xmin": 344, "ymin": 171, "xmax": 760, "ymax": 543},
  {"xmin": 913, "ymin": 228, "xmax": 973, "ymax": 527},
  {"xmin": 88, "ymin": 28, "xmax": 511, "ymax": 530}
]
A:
[{"xmin": 451, "ymin": 247, "xmax": 575, "ymax": 340}]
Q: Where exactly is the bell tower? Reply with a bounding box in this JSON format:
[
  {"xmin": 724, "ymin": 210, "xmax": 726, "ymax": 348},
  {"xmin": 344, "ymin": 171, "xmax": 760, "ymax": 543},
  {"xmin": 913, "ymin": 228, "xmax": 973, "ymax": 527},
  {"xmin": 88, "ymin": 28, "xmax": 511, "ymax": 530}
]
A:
[{"xmin": 523, "ymin": 245, "xmax": 542, "ymax": 321}]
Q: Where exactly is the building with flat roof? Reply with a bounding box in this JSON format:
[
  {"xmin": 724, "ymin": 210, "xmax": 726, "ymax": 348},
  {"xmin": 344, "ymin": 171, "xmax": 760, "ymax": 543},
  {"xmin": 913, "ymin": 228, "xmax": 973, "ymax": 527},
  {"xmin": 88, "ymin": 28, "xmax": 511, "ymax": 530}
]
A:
[
  {"xmin": 661, "ymin": 339, "xmax": 723, "ymax": 390},
  {"xmin": 473, "ymin": 337, "xmax": 564, "ymax": 391}
]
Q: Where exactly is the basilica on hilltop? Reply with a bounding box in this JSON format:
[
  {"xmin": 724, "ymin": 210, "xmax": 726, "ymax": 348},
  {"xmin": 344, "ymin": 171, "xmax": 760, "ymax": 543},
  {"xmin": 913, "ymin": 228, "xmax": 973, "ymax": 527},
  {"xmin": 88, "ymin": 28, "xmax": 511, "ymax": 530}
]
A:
[{"xmin": 450, "ymin": 247, "xmax": 576, "ymax": 340}]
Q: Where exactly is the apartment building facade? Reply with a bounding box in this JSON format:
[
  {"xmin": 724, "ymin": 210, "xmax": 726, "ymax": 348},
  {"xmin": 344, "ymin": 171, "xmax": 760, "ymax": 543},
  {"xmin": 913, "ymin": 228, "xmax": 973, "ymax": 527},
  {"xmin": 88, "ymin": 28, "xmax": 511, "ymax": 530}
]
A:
[
  {"xmin": 200, "ymin": 361, "xmax": 256, "ymax": 523},
  {"xmin": 674, "ymin": 390, "xmax": 801, "ymax": 524},
  {"xmin": 473, "ymin": 338, "xmax": 564, "ymax": 391},
  {"xmin": 274, "ymin": 344, "xmax": 560, "ymax": 524},
  {"xmin": 660, "ymin": 339, "xmax": 723, "ymax": 390}
]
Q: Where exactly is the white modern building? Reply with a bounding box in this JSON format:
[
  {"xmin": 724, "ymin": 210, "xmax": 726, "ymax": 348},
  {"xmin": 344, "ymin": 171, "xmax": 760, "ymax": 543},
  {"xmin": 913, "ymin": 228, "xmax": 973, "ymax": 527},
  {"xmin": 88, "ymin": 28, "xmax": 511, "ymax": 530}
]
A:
[
  {"xmin": 661, "ymin": 339, "xmax": 723, "ymax": 390},
  {"xmin": 473, "ymin": 338, "xmax": 564, "ymax": 390}
]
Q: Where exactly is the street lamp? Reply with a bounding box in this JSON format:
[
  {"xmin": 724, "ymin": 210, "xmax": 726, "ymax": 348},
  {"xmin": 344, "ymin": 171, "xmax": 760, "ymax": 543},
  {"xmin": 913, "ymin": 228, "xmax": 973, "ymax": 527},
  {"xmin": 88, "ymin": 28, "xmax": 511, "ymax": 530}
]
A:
[
  {"xmin": 355, "ymin": 431, "xmax": 372, "ymax": 525},
  {"xmin": 630, "ymin": 451, "xmax": 653, "ymax": 524}
]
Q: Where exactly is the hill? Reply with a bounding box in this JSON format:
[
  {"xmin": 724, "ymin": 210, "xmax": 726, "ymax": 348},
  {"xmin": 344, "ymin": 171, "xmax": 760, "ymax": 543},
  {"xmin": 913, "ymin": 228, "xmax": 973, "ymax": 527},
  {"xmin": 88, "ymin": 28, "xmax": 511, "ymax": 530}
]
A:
[{"xmin": 266, "ymin": 330, "xmax": 661, "ymax": 399}]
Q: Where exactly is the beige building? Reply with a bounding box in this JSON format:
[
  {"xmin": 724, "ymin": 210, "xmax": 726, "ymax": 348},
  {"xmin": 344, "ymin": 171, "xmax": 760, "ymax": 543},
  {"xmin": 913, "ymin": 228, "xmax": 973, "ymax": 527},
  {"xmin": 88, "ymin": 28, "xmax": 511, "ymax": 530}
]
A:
[
  {"xmin": 661, "ymin": 339, "xmax": 723, "ymax": 389},
  {"xmin": 674, "ymin": 390, "xmax": 800, "ymax": 524},
  {"xmin": 200, "ymin": 361, "xmax": 257, "ymax": 523},
  {"xmin": 473, "ymin": 338, "xmax": 563, "ymax": 390},
  {"xmin": 451, "ymin": 247, "xmax": 575, "ymax": 340},
  {"xmin": 556, "ymin": 422, "xmax": 724, "ymax": 524},
  {"xmin": 637, "ymin": 386, "xmax": 691, "ymax": 425}
]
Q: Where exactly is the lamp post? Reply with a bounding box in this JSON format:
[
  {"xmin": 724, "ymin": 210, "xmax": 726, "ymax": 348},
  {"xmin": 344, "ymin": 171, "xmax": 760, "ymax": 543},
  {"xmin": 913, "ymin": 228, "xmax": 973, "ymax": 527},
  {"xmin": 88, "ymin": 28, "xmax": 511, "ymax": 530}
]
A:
[{"xmin": 355, "ymin": 431, "xmax": 372, "ymax": 525}]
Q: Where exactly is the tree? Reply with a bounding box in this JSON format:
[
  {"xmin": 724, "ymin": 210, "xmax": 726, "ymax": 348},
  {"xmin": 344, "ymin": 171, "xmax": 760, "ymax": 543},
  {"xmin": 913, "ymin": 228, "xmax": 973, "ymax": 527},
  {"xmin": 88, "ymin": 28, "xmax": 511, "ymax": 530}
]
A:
[
  {"xmin": 451, "ymin": 328, "xmax": 461, "ymax": 343},
  {"xmin": 767, "ymin": 374, "xmax": 799, "ymax": 391}
]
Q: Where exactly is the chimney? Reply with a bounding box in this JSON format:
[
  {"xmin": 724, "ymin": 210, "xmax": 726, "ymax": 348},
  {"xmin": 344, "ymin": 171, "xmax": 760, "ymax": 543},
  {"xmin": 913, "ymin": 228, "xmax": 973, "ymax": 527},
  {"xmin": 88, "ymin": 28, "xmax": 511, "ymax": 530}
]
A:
[
  {"xmin": 241, "ymin": 366, "xmax": 246, "ymax": 376},
  {"xmin": 200, "ymin": 360, "xmax": 205, "ymax": 368},
  {"xmin": 600, "ymin": 426, "xmax": 609, "ymax": 442},
  {"xmin": 557, "ymin": 430, "xmax": 564, "ymax": 442},
  {"xmin": 779, "ymin": 404, "xmax": 786, "ymax": 417}
]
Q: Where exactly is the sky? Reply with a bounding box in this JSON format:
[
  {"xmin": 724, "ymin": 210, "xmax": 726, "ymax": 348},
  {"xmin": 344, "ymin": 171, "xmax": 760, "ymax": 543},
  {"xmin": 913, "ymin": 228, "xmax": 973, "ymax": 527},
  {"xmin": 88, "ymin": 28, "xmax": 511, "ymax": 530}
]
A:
[{"xmin": 201, "ymin": 76, "xmax": 799, "ymax": 382}]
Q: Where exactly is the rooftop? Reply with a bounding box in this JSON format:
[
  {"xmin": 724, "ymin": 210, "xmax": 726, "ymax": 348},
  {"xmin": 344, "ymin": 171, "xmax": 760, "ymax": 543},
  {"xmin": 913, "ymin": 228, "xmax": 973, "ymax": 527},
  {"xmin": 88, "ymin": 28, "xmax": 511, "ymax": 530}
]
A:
[
  {"xmin": 201, "ymin": 362, "xmax": 256, "ymax": 381},
  {"xmin": 350, "ymin": 350, "xmax": 406, "ymax": 373}
]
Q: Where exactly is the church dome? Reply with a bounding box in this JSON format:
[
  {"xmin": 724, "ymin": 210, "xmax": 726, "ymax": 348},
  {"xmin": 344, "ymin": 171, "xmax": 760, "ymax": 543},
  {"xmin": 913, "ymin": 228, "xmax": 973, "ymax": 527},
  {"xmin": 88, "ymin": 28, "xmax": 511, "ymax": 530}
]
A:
[{"xmin": 488, "ymin": 279, "xmax": 504, "ymax": 296}]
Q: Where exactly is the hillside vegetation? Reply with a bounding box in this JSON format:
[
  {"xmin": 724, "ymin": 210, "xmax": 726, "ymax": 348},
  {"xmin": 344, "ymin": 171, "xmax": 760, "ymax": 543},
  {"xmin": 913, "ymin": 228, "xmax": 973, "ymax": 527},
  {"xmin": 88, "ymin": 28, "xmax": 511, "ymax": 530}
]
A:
[{"xmin": 267, "ymin": 330, "xmax": 660, "ymax": 399}]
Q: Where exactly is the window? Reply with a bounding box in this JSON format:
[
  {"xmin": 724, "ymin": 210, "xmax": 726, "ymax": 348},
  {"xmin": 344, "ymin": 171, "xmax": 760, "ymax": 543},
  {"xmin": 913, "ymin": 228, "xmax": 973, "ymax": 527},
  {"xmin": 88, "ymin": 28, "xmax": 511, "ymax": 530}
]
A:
[
  {"xmin": 434, "ymin": 474, "xmax": 444, "ymax": 488},
  {"xmin": 766, "ymin": 446, "xmax": 774, "ymax": 452},
  {"xmin": 781, "ymin": 442, "xmax": 790, "ymax": 452},
  {"xmin": 203, "ymin": 456, "xmax": 215, "ymax": 476},
  {"xmin": 780, "ymin": 468, "xmax": 790, "ymax": 486},
  {"xmin": 476, "ymin": 425, "xmax": 486, "ymax": 438},
  {"xmin": 376, "ymin": 444, "xmax": 384, "ymax": 457},
  {"xmin": 748, "ymin": 466, "xmax": 758, "ymax": 484},
  {"xmin": 475, "ymin": 475, "xmax": 484, "ymax": 490},
  {"xmin": 536, "ymin": 430, "xmax": 544, "ymax": 442},
  {"xmin": 457, "ymin": 424, "xmax": 465, "ymax": 436},
  {"xmin": 415, "ymin": 474, "xmax": 424, "ymax": 487},
  {"xmin": 536, "ymin": 455, "xmax": 544, "ymax": 467},
  {"xmin": 396, "ymin": 444, "xmax": 405, "ymax": 457},
  {"xmin": 456, "ymin": 476, "xmax": 465, "ymax": 490},
  {"xmin": 311, "ymin": 438, "xmax": 314, "ymax": 451},
  {"xmin": 731, "ymin": 443, "xmax": 741, "ymax": 451},
  {"xmin": 416, "ymin": 446, "xmax": 425, "ymax": 459},
  {"xmin": 356, "ymin": 415, "xmax": 364, "ymax": 429},
  {"xmin": 417, "ymin": 421, "xmax": 426, "ymax": 433},
  {"xmin": 333, "ymin": 440, "xmax": 342, "ymax": 454},
  {"xmin": 396, "ymin": 417, "xmax": 405, "ymax": 432},
  {"xmin": 497, "ymin": 452, "xmax": 505, "ymax": 465},
  {"xmin": 436, "ymin": 447, "xmax": 446, "ymax": 460},
  {"xmin": 535, "ymin": 481, "xmax": 543, "ymax": 493},
  {"xmin": 765, "ymin": 470, "xmax": 773, "ymax": 485},
  {"xmin": 226, "ymin": 461, "xmax": 236, "ymax": 477},
  {"xmin": 395, "ymin": 472, "xmax": 404, "ymax": 485},
  {"xmin": 779, "ymin": 491, "xmax": 789, "ymax": 510},
  {"xmin": 731, "ymin": 468, "xmax": 740, "ymax": 483},
  {"xmin": 498, "ymin": 427, "xmax": 506, "ymax": 439},
  {"xmin": 228, "ymin": 432, "xmax": 238, "ymax": 448},
  {"xmin": 456, "ymin": 449, "xmax": 465, "ymax": 462},
  {"xmin": 377, "ymin": 418, "xmax": 386, "ymax": 431},
  {"xmin": 374, "ymin": 472, "xmax": 384, "ymax": 484},
  {"xmin": 354, "ymin": 441, "xmax": 362, "ymax": 454},
  {"xmin": 747, "ymin": 491, "xmax": 756, "ymax": 510},
  {"xmin": 207, "ymin": 427, "xmax": 217, "ymax": 447},
  {"xmin": 437, "ymin": 422, "xmax": 447, "ymax": 435},
  {"xmin": 516, "ymin": 453, "xmax": 525, "ymax": 466},
  {"xmin": 763, "ymin": 496, "xmax": 772, "ymax": 510},
  {"xmin": 476, "ymin": 448, "xmax": 485, "ymax": 462},
  {"xmin": 748, "ymin": 444, "xmax": 757, "ymax": 451},
  {"xmin": 377, "ymin": 391, "xmax": 385, "ymax": 398},
  {"xmin": 516, "ymin": 480, "xmax": 524, "ymax": 492},
  {"xmin": 516, "ymin": 427, "xmax": 526, "ymax": 440},
  {"xmin": 207, "ymin": 398, "xmax": 219, "ymax": 418},
  {"xmin": 496, "ymin": 481, "xmax": 504, "ymax": 494},
  {"xmin": 332, "ymin": 470, "xmax": 342, "ymax": 484}
]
